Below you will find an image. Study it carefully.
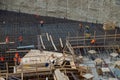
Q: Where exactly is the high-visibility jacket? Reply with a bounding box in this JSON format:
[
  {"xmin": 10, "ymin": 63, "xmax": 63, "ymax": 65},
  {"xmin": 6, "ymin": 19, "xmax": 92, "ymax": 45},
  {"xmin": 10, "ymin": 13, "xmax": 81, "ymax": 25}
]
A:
[
  {"xmin": 13, "ymin": 57, "xmax": 21, "ymax": 63},
  {"xmin": 0, "ymin": 57, "xmax": 4, "ymax": 61},
  {"xmin": 91, "ymin": 39, "xmax": 96, "ymax": 44},
  {"xmin": 15, "ymin": 52, "xmax": 19, "ymax": 58}
]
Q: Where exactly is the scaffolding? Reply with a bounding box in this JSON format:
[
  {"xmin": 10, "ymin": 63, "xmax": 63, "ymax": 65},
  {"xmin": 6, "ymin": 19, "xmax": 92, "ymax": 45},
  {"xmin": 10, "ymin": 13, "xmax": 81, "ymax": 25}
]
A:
[{"xmin": 63, "ymin": 33, "xmax": 120, "ymax": 61}]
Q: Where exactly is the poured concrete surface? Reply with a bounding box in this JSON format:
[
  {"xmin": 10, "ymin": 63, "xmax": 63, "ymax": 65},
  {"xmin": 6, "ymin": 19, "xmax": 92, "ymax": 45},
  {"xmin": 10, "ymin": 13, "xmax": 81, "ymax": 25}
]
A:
[{"xmin": 0, "ymin": 0, "xmax": 120, "ymax": 26}]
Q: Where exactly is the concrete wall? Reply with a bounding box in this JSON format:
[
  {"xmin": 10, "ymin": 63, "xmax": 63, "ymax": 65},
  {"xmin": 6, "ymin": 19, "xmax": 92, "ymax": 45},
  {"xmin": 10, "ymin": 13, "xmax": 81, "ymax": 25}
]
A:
[{"xmin": 0, "ymin": 0, "xmax": 120, "ymax": 26}]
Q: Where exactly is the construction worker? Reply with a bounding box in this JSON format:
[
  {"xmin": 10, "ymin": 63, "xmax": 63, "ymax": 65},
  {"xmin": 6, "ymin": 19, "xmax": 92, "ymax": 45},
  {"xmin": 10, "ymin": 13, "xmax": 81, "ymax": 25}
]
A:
[
  {"xmin": 79, "ymin": 23, "xmax": 83, "ymax": 32},
  {"xmin": 0, "ymin": 57, "xmax": 4, "ymax": 61},
  {"xmin": 79, "ymin": 23, "xmax": 83, "ymax": 29},
  {"xmin": 40, "ymin": 20, "xmax": 44, "ymax": 27},
  {"xmin": 14, "ymin": 52, "xmax": 21, "ymax": 65},
  {"xmin": 5, "ymin": 36, "xmax": 9, "ymax": 43},
  {"xmin": 85, "ymin": 25, "xmax": 90, "ymax": 33},
  {"xmin": 91, "ymin": 39, "xmax": 96, "ymax": 45},
  {"xmin": 18, "ymin": 36, "xmax": 23, "ymax": 46},
  {"xmin": 14, "ymin": 57, "xmax": 21, "ymax": 65},
  {"xmin": 15, "ymin": 52, "xmax": 19, "ymax": 58}
]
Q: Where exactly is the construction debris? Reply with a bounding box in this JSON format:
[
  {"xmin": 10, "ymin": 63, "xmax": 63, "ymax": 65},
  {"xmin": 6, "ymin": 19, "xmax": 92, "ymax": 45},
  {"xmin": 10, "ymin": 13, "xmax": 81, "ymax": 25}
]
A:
[
  {"xmin": 103, "ymin": 21, "xmax": 116, "ymax": 30},
  {"xmin": 54, "ymin": 69, "xmax": 69, "ymax": 80}
]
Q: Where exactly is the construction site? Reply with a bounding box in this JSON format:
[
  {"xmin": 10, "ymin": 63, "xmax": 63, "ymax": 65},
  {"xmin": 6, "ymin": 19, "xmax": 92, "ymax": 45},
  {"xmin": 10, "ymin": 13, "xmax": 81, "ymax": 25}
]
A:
[{"xmin": 0, "ymin": 0, "xmax": 120, "ymax": 80}]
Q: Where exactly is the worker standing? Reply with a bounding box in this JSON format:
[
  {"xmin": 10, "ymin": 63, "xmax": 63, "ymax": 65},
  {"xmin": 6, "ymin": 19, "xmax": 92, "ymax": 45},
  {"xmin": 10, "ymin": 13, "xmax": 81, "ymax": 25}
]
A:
[
  {"xmin": 40, "ymin": 20, "xmax": 44, "ymax": 27},
  {"xmin": 18, "ymin": 36, "xmax": 23, "ymax": 46},
  {"xmin": 79, "ymin": 23, "xmax": 83, "ymax": 32},
  {"xmin": 79, "ymin": 23, "xmax": 83, "ymax": 29},
  {"xmin": 5, "ymin": 36, "xmax": 10, "ymax": 51},
  {"xmin": 14, "ymin": 52, "xmax": 21, "ymax": 65},
  {"xmin": 85, "ymin": 25, "xmax": 90, "ymax": 33},
  {"xmin": 5, "ymin": 36, "xmax": 9, "ymax": 43}
]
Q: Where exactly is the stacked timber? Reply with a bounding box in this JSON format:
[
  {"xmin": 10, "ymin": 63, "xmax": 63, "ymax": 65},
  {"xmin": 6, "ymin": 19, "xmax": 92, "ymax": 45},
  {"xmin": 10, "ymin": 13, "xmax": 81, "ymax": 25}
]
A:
[{"xmin": 15, "ymin": 49, "xmax": 65, "ymax": 73}]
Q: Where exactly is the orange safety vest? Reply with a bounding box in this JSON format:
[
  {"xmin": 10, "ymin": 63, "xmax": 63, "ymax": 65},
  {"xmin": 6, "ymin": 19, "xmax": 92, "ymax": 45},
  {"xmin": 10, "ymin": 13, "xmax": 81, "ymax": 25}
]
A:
[
  {"xmin": 0, "ymin": 57, "xmax": 4, "ymax": 61},
  {"xmin": 13, "ymin": 57, "xmax": 21, "ymax": 63},
  {"xmin": 1, "ymin": 57, "xmax": 4, "ymax": 61},
  {"xmin": 91, "ymin": 39, "xmax": 96, "ymax": 44},
  {"xmin": 15, "ymin": 52, "xmax": 19, "ymax": 58}
]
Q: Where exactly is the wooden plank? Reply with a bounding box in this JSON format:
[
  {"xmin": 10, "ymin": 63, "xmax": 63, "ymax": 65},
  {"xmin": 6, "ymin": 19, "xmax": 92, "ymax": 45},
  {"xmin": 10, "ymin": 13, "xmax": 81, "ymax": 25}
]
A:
[
  {"xmin": 6, "ymin": 50, "xmax": 29, "ymax": 53},
  {"xmin": 70, "ymin": 61, "xmax": 76, "ymax": 69},
  {"xmin": 37, "ymin": 35, "xmax": 41, "ymax": 50},
  {"xmin": 0, "ymin": 42, "xmax": 15, "ymax": 44},
  {"xmin": 21, "ymin": 64, "xmax": 23, "ymax": 80},
  {"xmin": 59, "ymin": 38, "xmax": 63, "ymax": 48},
  {"xmin": 72, "ymin": 45, "xmax": 119, "ymax": 48},
  {"xmin": 70, "ymin": 72, "xmax": 80, "ymax": 80},
  {"xmin": 49, "ymin": 35, "xmax": 57, "ymax": 51},
  {"xmin": 68, "ymin": 36, "xmax": 120, "ymax": 42},
  {"xmin": 40, "ymin": 35, "xmax": 46, "ymax": 49},
  {"xmin": 46, "ymin": 33, "xmax": 50, "ymax": 41},
  {"xmin": 46, "ymin": 77, "xmax": 48, "ymax": 80},
  {"xmin": 67, "ymin": 34, "xmax": 120, "ymax": 40},
  {"xmin": 6, "ymin": 62, "xmax": 8, "ymax": 79}
]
